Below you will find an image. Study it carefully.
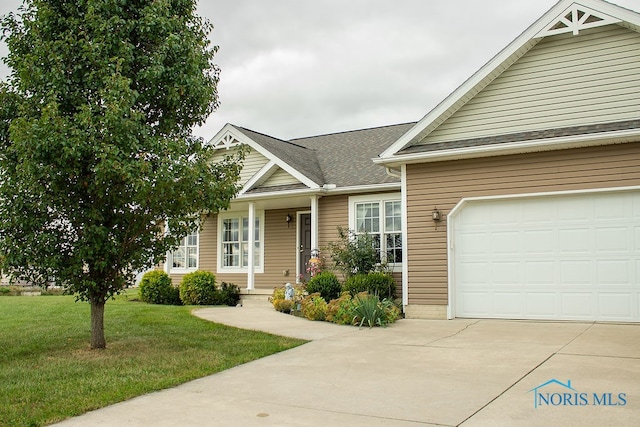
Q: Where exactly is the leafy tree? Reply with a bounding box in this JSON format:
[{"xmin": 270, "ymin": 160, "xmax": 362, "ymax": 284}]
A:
[{"xmin": 0, "ymin": 0, "xmax": 243, "ymax": 349}]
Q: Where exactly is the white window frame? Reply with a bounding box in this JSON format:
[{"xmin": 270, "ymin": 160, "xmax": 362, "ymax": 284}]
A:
[
  {"xmin": 217, "ymin": 210, "xmax": 265, "ymax": 274},
  {"xmin": 170, "ymin": 231, "xmax": 199, "ymax": 273},
  {"xmin": 348, "ymin": 193, "xmax": 403, "ymax": 271}
]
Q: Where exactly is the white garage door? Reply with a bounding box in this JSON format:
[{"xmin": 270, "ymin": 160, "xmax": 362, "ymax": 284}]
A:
[{"xmin": 453, "ymin": 190, "xmax": 640, "ymax": 322}]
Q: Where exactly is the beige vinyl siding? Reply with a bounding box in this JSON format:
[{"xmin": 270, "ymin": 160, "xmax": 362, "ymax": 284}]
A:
[
  {"xmin": 212, "ymin": 147, "xmax": 269, "ymax": 187},
  {"xmin": 406, "ymin": 142, "xmax": 640, "ymax": 306},
  {"xmin": 261, "ymin": 208, "xmax": 303, "ymax": 289},
  {"xmin": 261, "ymin": 168, "xmax": 300, "ymax": 187},
  {"xmin": 420, "ymin": 25, "xmax": 640, "ymax": 145},
  {"xmin": 318, "ymin": 195, "xmax": 348, "ymax": 278}
]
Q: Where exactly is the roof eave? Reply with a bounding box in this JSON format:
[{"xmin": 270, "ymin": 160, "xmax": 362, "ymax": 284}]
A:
[{"xmin": 375, "ymin": 129, "xmax": 640, "ymax": 167}]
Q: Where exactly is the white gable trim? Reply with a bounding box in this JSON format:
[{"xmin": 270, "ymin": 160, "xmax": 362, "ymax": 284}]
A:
[
  {"xmin": 208, "ymin": 124, "xmax": 320, "ymax": 190},
  {"xmin": 379, "ymin": 0, "xmax": 640, "ymax": 161},
  {"xmin": 239, "ymin": 160, "xmax": 278, "ymax": 195},
  {"xmin": 536, "ymin": 3, "xmax": 620, "ymax": 37}
]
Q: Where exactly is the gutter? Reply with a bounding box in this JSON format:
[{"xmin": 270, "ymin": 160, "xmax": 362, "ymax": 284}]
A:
[{"xmin": 374, "ymin": 128, "xmax": 640, "ymax": 167}]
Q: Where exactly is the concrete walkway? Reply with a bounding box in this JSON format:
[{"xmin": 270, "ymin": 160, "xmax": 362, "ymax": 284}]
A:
[{"xmin": 54, "ymin": 306, "xmax": 640, "ymax": 426}]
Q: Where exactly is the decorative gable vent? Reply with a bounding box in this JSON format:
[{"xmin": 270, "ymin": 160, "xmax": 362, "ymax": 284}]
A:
[
  {"xmin": 212, "ymin": 131, "xmax": 241, "ymax": 150},
  {"xmin": 536, "ymin": 4, "xmax": 620, "ymax": 37}
]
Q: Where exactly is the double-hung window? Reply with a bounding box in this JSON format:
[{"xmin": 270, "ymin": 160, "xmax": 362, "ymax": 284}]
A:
[
  {"xmin": 172, "ymin": 232, "xmax": 198, "ymax": 270},
  {"xmin": 350, "ymin": 194, "xmax": 402, "ymax": 266},
  {"xmin": 219, "ymin": 212, "xmax": 263, "ymax": 272}
]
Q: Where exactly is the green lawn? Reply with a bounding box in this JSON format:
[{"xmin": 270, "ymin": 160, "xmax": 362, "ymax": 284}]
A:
[{"xmin": 0, "ymin": 292, "xmax": 306, "ymax": 427}]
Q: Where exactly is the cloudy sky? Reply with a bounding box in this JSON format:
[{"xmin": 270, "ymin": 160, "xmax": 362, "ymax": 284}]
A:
[{"xmin": 1, "ymin": 0, "xmax": 639, "ymax": 141}]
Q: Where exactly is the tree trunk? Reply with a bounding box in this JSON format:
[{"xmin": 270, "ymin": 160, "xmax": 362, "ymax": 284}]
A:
[{"xmin": 90, "ymin": 298, "xmax": 106, "ymax": 349}]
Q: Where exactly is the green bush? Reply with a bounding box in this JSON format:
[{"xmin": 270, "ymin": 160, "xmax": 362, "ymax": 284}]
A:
[
  {"xmin": 179, "ymin": 271, "xmax": 217, "ymax": 305},
  {"xmin": 306, "ymin": 271, "xmax": 341, "ymax": 302},
  {"xmin": 273, "ymin": 299, "xmax": 295, "ymax": 313},
  {"xmin": 343, "ymin": 272, "xmax": 396, "ymax": 300},
  {"xmin": 327, "ymin": 226, "xmax": 383, "ymax": 277},
  {"xmin": 300, "ymin": 292, "xmax": 327, "ymax": 321},
  {"xmin": 326, "ymin": 292, "xmax": 355, "ymax": 325},
  {"xmin": 351, "ymin": 292, "xmax": 401, "ymax": 328},
  {"xmin": 218, "ymin": 282, "xmax": 240, "ymax": 306},
  {"xmin": 138, "ymin": 271, "xmax": 181, "ymax": 305}
]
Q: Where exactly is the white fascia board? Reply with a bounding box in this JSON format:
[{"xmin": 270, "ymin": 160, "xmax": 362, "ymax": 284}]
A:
[
  {"xmin": 234, "ymin": 182, "xmax": 401, "ymax": 202},
  {"xmin": 217, "ymin": 125, "xmax": 320, "ymax": 190},
  {"xmin": 379, "ymin": 0, "xmax": 640, "ymax": 160},
  {"xmin": 375, "ymin": 128, "xmax": 640, "ymax": 167}
]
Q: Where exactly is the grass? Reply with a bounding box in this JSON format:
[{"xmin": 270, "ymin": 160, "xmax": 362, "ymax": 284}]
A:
[{"xmin": 0, "ymin": 291, "xmax": 306, "ymax": 427}]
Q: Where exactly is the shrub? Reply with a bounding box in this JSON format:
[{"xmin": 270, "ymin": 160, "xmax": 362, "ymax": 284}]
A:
[
  {"xmin": 273, "ymin": 299, "xmax": 295, "ymax": 313},
  {"xmin": 351, "ymin": 292, "xmax": 401, "ymax": 328},
  {"xmin": 327, "ymin": 226, "xmax": 384, "ymax": 277},
  {"xmin": 138, "ymin": 271, "xmax": 181, "ymax": 305},
  {"xmin": 300, "ymin": 292, "xmax": 327, "ymax": 321},
  {"xmin": 179, "ymin": 271, "xmax": 217, "ymax": 305},
  {"xmin": 306, "ymin": 271, "xmax": 341, "ymax": 302},
  {"xmin": 326, "ymin": 292, "xmax": 355, "ymax": 325},
  {"xmin": 343, "ymin": 272, "xmax": 395, "ymax": 300},
  {"xmin": 218, "ymin": 282, "xmax": 240, "ymax": 306}
]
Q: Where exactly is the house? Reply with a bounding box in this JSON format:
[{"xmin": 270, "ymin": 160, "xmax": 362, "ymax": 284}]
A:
[{"xmin": 168, "ymin": 0, "xmax": 640, "ymax": 322}]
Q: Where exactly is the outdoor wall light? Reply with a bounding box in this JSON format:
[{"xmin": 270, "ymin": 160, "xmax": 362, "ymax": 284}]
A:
[
  {"xmin": 286, "ymin": 214, "xmax": 292, "ymax": 227},
  {"xmin": 432, "ymin": 207, "xmax": 442, "ymax": 223}
]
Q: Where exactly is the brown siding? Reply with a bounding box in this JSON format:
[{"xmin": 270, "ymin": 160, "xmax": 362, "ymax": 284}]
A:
[
  {"xmin": 406, "ymin": 142, "xmax": 640, "ymax": 306},
  {"xmin": 261, "ymin": 208, "xmax": 302, "ymax": 288}
]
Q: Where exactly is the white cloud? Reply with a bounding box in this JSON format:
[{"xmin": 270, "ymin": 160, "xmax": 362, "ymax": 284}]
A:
[{"xmin": 2, "ymin": 0, "xmax": 640, "ymax": 140}]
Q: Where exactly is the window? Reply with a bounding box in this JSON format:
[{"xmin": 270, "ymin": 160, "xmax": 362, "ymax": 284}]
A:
[
  {"xmin": 351, "ymin": 194, "xmax": 402, "ymax": 265},
  {"xmin": 219, "ymin": 212, "xmax": 263, "ymax": 271},
  {"xmin": 172, "ymin": 232, "xmax": 198, "ymax": 270}
]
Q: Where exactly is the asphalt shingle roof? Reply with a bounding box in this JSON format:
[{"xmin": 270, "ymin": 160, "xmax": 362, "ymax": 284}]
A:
[
  {"xmin": 398, "ymin": 119, "xmax": 640, "ymax": 155},
  {"xmin": 234, "ymin": 122, "xmax": 416, "ymax": 189},
  {"xmin": 290, "ymin": 122, "xmax": 415, "ymax": 187}
]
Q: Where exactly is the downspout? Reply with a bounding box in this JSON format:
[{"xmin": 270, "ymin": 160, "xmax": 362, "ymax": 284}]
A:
[{"xmin": 385, "ymin": 166, "xmax": 401, "ymax": 178}]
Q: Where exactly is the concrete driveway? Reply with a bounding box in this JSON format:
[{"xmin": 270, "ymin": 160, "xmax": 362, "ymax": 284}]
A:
[{"xmin": 54, "ymin": 306, "xmax": 640, "ymax": 426}]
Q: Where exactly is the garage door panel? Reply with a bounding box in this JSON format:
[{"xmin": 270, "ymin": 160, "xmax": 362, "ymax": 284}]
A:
[
  {"xmin": 561, "ymin": 293, "xmax": 593, "ymax": 318},
  {"xmin": 596, "ymin": 260, "xmax": 632, "ymax": 285},
  {"xmin": 492, "ymin": 231, "xmax": 520, "ymax": 253},
  {"xmin": 458, "ymin": 232, "xmax": 489, "ymax": 255},
  {"xmin": 494, "ymin": 292, "xmax": 522, "ymax": 316},
  {"xmin": 454, "ymin": 191, "xmax": 640, "ymax": 322},
  {"xmin": 596, "ymin": 227, "xmax": 631, "ymax": 252},
  {"xmin": 525, "ymin": 261, "xmax": 555, "ymax": 284},
  {"xmin": 560, "ymin": 261, "xmax": 592, "ymax": 284},
  {"xmin": 558, "ymin": 197, "xmax": 591, "ymax": 221},
  {"xmin": 493, "ymin": 262, "xmax": 521, "ymax": 284},
  {"xmin": 525, "ymin": 293, "xmax": 557, "ymax": 317},
  {"xmin": 524, "ymin": 230, "xmax": 555, "ymax": 253},
  {"xmin": 559, "ymin": 228, "xmax": 592, "ymax": 253},
  {"xmin": 599, "ymin": 293, "xmax": 633, "ymax": 320},
  {"xmin": 459, "ymin": 292, "xmax": 492, "ymax": 316}
]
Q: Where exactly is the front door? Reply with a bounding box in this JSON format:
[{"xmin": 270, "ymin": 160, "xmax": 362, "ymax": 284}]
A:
[{"xmin": 298, "ymin": 213, "xmax": 312, "ymax": 282}]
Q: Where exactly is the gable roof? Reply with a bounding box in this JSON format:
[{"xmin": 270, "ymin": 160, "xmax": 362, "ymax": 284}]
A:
[
  {"xmin": 209, "ymin": 122, "xmax": 415, "ymax": 195},
  {"xmin": 378, "ymin": 0, "xmax": 640, "ymax": 165}
]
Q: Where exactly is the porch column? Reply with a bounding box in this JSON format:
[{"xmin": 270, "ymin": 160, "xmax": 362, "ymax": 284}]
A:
[
  {"xmin": 310, "ymin": 195, "xmax": 319, "ymax": 252},
  {"xmin": 247, "ymin": 202, "xmax": 255, "ymax": 290}
]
